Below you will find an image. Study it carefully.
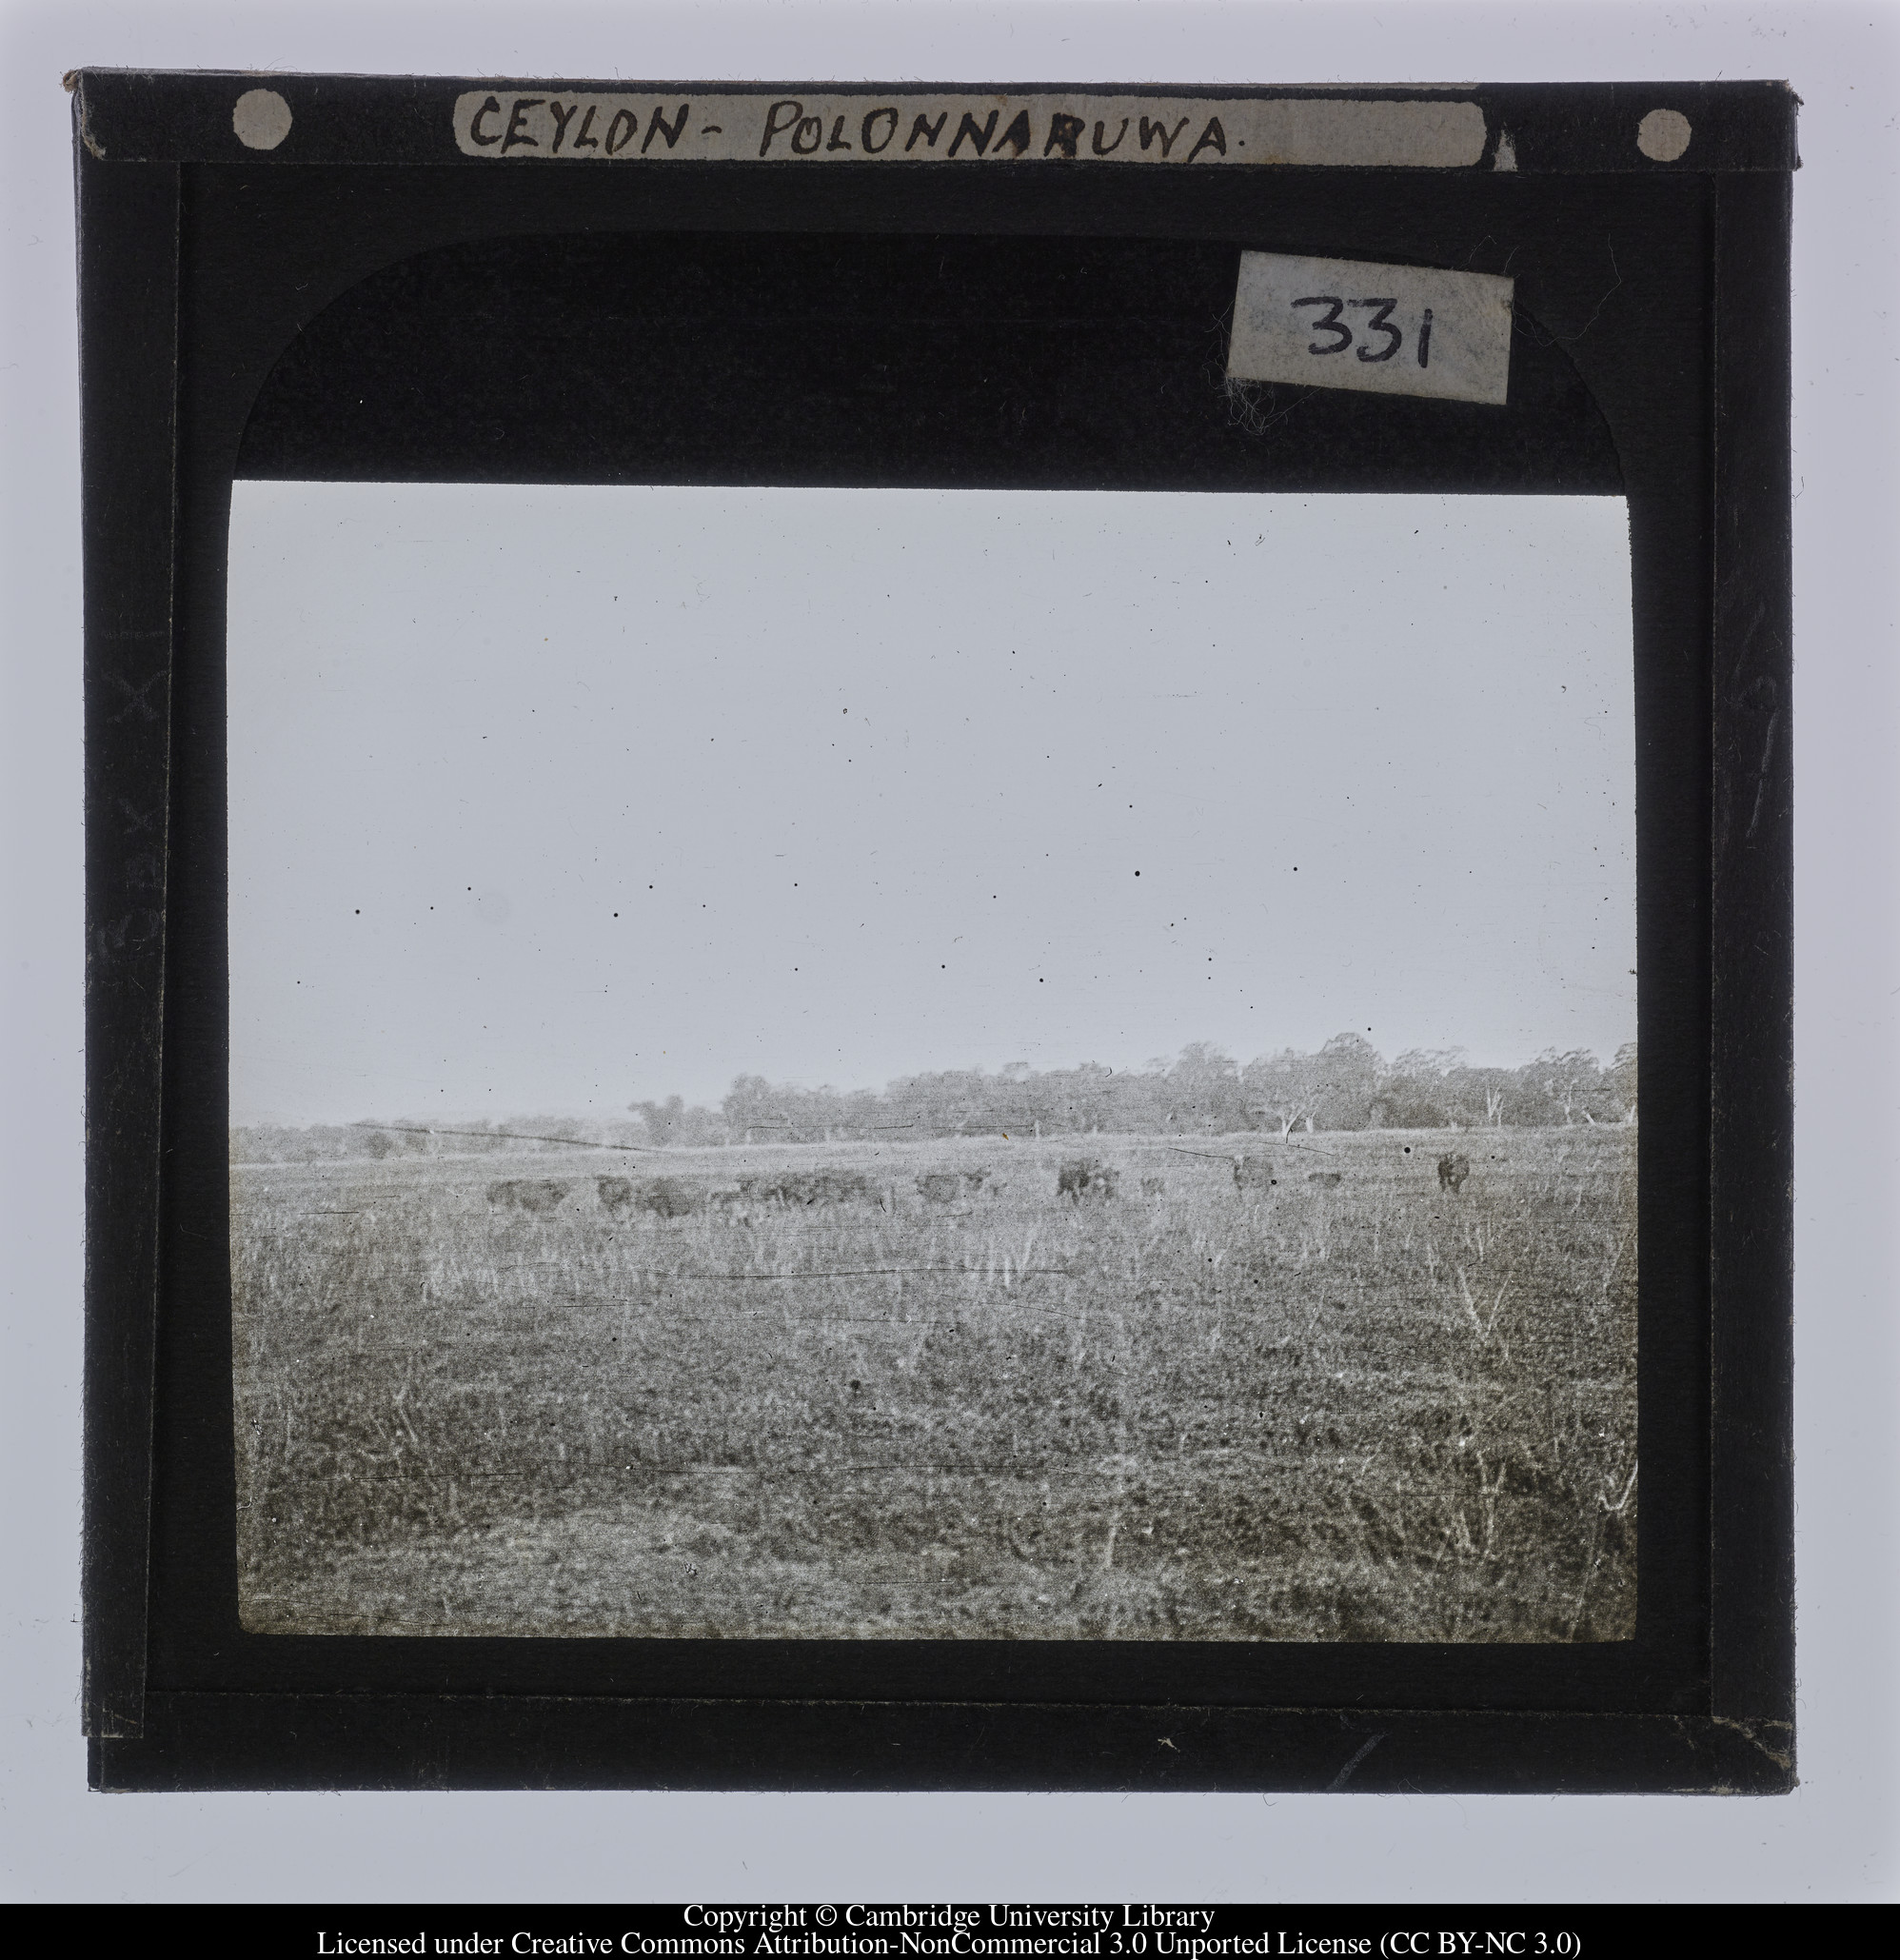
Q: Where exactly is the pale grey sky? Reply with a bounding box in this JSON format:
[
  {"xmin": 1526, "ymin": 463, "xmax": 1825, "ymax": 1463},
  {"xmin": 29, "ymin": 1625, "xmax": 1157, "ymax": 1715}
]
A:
[{"xmin": 228, "ymin": 484, "xmax": 1634, "ymax": 1124}]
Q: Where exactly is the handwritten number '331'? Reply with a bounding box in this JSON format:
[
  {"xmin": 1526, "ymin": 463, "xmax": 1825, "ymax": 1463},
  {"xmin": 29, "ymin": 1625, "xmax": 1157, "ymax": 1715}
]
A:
[{"xmin": 1291, "ymin": 295, "xmax": 1431, "ymax": 366}]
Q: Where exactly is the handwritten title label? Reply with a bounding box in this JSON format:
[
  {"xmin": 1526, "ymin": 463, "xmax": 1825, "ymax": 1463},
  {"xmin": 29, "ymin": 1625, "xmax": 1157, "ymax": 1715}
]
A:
[
  {"xmin": 1226, "ymin": 250, "xmax": 1515, "ymax": 406},
  {"xmin": 450, "ymin": 91, "xmax": 1487, "ymax": 168}
]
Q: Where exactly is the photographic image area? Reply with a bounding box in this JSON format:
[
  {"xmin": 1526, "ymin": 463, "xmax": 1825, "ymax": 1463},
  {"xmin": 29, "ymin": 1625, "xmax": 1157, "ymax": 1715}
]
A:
[{"xmin": 228, "ymin": 483, "xmax": 1637, "ymax": 1641}]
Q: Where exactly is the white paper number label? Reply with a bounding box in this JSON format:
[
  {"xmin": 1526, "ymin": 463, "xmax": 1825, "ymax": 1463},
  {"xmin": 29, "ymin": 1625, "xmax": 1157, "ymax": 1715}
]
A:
[{"xmin": 1227, "ymin": 250, "xmax": 1514, "ymax": 406}]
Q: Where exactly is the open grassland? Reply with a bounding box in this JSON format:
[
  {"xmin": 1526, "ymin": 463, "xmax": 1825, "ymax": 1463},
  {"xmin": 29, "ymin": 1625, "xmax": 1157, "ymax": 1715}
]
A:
[{"xmin": 232, "ymin": 1127, "xmax": 1635, "ymax": 1640}]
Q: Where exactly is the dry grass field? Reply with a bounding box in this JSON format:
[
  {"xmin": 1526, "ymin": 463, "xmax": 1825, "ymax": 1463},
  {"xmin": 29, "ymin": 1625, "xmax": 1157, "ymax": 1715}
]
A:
[{"xmin": 231, "ymin": 1126, "xmax": 1635, "ymax": 1641}]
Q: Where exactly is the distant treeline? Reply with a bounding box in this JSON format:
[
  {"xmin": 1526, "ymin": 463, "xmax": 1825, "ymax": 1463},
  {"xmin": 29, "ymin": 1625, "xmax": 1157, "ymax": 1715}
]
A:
[{"xmin": 232, "ymin": 1037, "xmax": 1636, "ymax": 1162}]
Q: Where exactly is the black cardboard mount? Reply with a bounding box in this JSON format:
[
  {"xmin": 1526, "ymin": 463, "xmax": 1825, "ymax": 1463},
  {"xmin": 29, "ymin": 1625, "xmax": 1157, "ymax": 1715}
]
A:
[{"xmin": 76, "ymin": 72, "xmax": 1795, "ymax": 1792}]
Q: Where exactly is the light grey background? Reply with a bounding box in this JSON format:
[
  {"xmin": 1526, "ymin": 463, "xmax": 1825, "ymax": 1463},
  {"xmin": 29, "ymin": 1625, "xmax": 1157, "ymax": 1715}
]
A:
[
  {"xmin": 3, "ymin": 0, "xmax": 1894, "ymax": 1907},
  {"xmin": 228, "ymin": 485, "xmax": 1634, "ymax": 1126}
]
